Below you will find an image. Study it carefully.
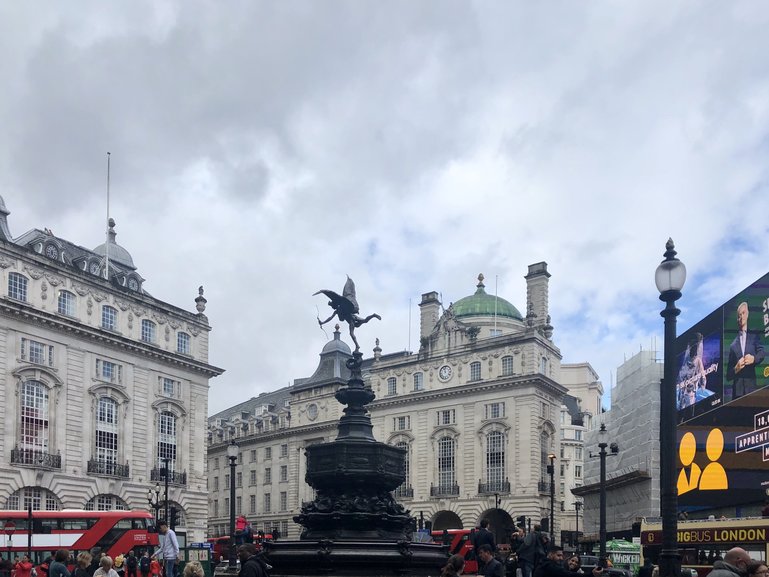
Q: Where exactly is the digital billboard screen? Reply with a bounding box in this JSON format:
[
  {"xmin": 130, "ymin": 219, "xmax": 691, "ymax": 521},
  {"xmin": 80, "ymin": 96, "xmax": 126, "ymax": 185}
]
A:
[{"xmin": 676, "ymin": 271, "xmax": 769, "ymax": 509}]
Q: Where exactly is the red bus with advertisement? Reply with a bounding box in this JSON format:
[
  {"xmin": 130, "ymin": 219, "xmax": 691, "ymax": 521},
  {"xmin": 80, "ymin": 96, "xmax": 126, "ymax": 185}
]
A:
[
  {"xmin": 640, "ymin": 517, "xmax": 769, "ymax": 577},
  {"xmin": 0, "ymin": 510, "xmax": 159, "ymax": 564}
]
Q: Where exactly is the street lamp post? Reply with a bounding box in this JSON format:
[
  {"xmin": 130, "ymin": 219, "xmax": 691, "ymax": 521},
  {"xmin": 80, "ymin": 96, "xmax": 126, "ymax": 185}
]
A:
[
  {"xmin": 656, "ymin": 238, "xmax": 686, "ymax": 577},
  {"xmin": 575, "ymin": 501, "xmax": 582, "ymax": 552},
  {"xmin": 147, "ymin": 483, "xmax": 163, "ymax": 522},
  {"xmin": 162, "ymin": 457, "xmax": 171, "ymax": 523},
  {"xmin": 227, "ymin": 442, "xmax": 239, "ymax": 570},
  {"xmin": 547, "ymin": 453, "xmax": 556, "ymax": 545},
  {"xmin": 591, "ymin": 423, "xmax": 618, "ymax": 561}
]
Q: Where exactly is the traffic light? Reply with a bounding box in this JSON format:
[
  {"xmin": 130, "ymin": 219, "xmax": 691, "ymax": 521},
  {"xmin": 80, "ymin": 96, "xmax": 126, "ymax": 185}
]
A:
[
  {"xmin": 170, "ymin": 506, "xmax": 179, "ymax": 531},
  {"xmin": 516, "ymin": 515, "xmax": 526, "ymax": 529},
  {"xmin": 540, "ymin": 517, "xmax": 549, "ymax": 533}
]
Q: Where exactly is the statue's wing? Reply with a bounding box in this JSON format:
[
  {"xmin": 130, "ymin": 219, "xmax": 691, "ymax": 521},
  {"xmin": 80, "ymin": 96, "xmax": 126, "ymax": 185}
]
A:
[
  {"xmin": 342, "ymin": 276, "xmax": 359, "ymax": 313},
  {"xmin": 313, "ymin": 289, "xmax": 357, "ymax": 316}
]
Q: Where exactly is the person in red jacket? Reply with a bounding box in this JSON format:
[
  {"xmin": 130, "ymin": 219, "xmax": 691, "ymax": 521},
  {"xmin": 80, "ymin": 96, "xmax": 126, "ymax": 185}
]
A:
[{"xmin": 15, "ymin": 556, "xmax": 35, "ymax": 577}]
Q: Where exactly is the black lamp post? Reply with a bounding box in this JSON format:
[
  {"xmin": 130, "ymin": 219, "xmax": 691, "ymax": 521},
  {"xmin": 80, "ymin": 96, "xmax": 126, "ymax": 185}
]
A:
[
  {"xmin": 161, "ymin": 457, "xmax": 171, "ymax": 523},
  {"xmin": 591, "ymin": 423, "xmax": 619, "ymax": 561},
  {"xmin": 547, "ymin": 453, "xmax": 556, "ymax": 544},
  {"xmin": 227, "ymin": 441, "xmax": 239, "ymax": 569},
  {"xmin": 575, "ymin": 500, "xmax": 582, "ymax": 552},
  {"xmin": 655, "ymin": 238, "xmax": 686, "ymax": 577},
  {"xmin": 147, "ymin": 483, "xmax": 163, "ymax": 522}
]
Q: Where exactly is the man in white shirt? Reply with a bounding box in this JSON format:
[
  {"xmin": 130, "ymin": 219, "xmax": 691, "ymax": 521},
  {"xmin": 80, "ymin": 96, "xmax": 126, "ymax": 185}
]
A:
[{"xmin": 156, "ymin": 520, "xmax": 180, "ymax": 577}]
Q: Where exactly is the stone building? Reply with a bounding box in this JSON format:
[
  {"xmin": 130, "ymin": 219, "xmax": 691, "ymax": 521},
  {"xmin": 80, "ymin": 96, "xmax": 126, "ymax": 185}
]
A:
[
  {"xmin": 207, "ymin": 265, "xmax": 602, "ymax": 544},
  {"xmin": 574, "ymin": 349, "xmax": 661, "ymax": 541},
  {"xmin": 0, "ymin": 196, "xmax": 223, "ymax": 542}
]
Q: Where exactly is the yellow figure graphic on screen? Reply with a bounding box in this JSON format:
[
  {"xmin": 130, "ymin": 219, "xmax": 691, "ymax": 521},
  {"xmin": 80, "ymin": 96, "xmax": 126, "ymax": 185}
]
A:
[
  {"xmin": 700, "ymin": 428, "xmax": 728, "ymax": 490},
  {"xmin": 678, "ymin": 432, "xmax": 701, "ymax": 495}
]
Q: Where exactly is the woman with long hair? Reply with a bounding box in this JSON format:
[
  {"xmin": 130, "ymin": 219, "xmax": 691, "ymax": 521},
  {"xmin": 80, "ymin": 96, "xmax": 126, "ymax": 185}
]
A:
[{"xmin": 441, "ymin": 554, "xmax": 465, "ymax": 577}]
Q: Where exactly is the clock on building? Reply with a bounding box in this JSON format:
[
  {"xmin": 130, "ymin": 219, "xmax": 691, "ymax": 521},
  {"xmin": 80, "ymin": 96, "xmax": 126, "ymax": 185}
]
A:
[
  {"xmin": 89, "ymin": 262, "xmax": 101, "ymax": 275},
  {"xmin": 128, "ymin": 278, "xmax": 139, "ymax": 291},
  {"xmin": 45, "ymin": 245, "xmax": 59, "ymax": 260},
  {"xmin": 438, "ymin": 365, "xmax": 452, "ymax": 381}
]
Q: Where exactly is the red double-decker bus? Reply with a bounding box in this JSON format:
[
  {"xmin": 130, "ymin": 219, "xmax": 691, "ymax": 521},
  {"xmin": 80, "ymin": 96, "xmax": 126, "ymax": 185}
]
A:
[{"xmin": 0, "ymin": 510, "xmax": 159, "ymax": 563}]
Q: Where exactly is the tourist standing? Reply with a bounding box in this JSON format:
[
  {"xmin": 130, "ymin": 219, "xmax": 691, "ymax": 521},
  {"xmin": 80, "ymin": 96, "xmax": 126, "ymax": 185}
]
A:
[{"xmin": 156, "ymin": 521, "xmax": 179, "ymax": 577}]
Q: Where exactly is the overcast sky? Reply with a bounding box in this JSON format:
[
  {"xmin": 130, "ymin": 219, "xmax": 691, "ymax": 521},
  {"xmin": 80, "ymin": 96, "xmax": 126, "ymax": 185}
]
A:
[{"xmin": 2, "ymin": 2, "xmax": 768, "ymax": 415}]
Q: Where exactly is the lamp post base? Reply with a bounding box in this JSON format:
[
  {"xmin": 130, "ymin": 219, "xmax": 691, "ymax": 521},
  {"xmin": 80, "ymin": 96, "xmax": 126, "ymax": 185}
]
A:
[{"xmin": 658, "ymin": 549, "xmax": 680, "ymax": 577}]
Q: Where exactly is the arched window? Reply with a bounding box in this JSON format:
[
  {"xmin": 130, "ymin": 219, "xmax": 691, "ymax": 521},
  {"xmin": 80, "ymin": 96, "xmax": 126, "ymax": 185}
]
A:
[
  {"xmin": 141, "ymin": 319, "xmax": 157, "ymax": 343},
  {"xmin": 540, "ymin": 431, "xmax": 551, "ymax": 482},
  {"xmin": 387, "ymin": 377, "xmax": 397, "ymax": 396},
  {"xmin": 501, "ymin": 356, "xmax": 514, "ymax": 376},
  {"xmin": 95, "ymin": 397, "xmax": 119, "ymax": 466},
  {"xmin": 85, "ymin": 494, "xmax": 128, "ymax": 511},
  {"xmin": 102, "ymin": 305, "xmax": 118, "ymax": 331},
  {"xmin": 5, "ymin": 487, "xmax": 61, "ymax": 511},
  {"xmin": 469, "ymin": 361, "xmax": 481, "ymax": 382},
  {"xmin": 158, "ymin": 411, "xmax": 177, "ymax": 471},
  {"xmin": 20, "ymin": 380, "xmax": 49, "ymax": 454},
  {"xmin": 177, "ymin": 332, "xmax": 191, "ymax": 354},
  {"xmin": 486, "ymin": 431, "xmax": 505, "ymax": 490},
  {"xmin": 437, "ymin": 436, "xmax": 455, "ymax": 489},
  {"xmin": 8, "ymin": 273, "xmax": 28, "ymax": 302},
  {"xmin": 58, "ymin": 290, "xmax": 76, "ymax": 316}
]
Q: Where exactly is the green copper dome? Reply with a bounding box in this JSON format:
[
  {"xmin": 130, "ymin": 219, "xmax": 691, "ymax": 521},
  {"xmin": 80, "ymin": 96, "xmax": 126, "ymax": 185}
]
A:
[{"xmin": 452, "ymin": 274, "xmax": 523, "ymax": 320}]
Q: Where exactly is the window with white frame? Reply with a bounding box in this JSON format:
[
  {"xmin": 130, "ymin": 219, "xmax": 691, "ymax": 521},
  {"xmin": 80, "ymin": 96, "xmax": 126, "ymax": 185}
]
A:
[
  {"xmin": 437, "ymin": 436, "xmax": 456, "ymax": 488},
  {"xmin": 236, "ymin": 472, "xmax": 242, "ymax": 487},
  {"xmin": 485, "ymin": 402, "xmax": 505, "ymax": 420},
  {"xmin": 58, "ymin": 291, "xmax": 76, "ymax": 316},
  {"xmin": 264, "ymin": 493, "xmax": 271, "ymax": 513},
  {"xmin": 177, "ymin": 332, "xmax": 191, "ymax": 354},
  {"xmin": 280, "ymin": 443, "xmax": 288, "ymax": 458},
  {"xmin": 437, "ymin": 409, "xmax": 455, "ymax": 426},
  {"xmin": 413, "ymin": 373, "xmax": 423, "ymax": 391},
  {"xmin": 8, "ymin": 273, "xmax": 28, "ymax": 302},
  {"xmin": 141, "ymin": 319, "xmax": 157, "ymax": 343},
  {"xmin": 393, "ymin": 416, "xmax": 410, "ymax": 431},
  {"xmin": 213, "ymin": 500, "xmax": 219, "ymax": 517},
  {"xmin": 159, "ymin": 377, "xmax": 180, "ymax": 398},
  {"xmin": 213, "ymin": 477, "xmax": 219, "ymax": 491},
  {"xmin": 85, "ymin": 494, "xmax": 127, "ymax": 511},
  {"xmin": 224, "ymin": 498, "xmax": 229, "ymax": 513},
  {"xmin": 575, "ymin": 465, "xmax": 582, "ymax": 479},
  {"xmin": 96, "ymin": 359, "xmax": 123, "ymax": 384},
  {"xmin": 158, "ymin": 411, "xmax": 177, "ymax": 471},
  {"xmin": 95, "ymin": 397, "xmax": 118, "ymax": 464},
  {"xmin": 265, "ymin": 447, "xmax": 272, "ymax": 460},
  {"xmin": 20, "ymin": 338, "xmax": 54, "ymax": 367},
  {"xmin": 279, "ymin": 520, "xmax": 288, "ymax": 536},
  {"xmin": 264, "ymin": 468, "xmax": 271, "ymax": 484},
  {"xmin": 501, "ymin": 355, "xmax": 514, "ymax": 376},
  {"xmin": 5, "ymin": 487, "xmax": 60, "ymax": 511},
  {"xmin": 575, "ymin": 447, "xmax": 583, "ymax": 460},
  {"xmin": 102, "ymin": 305, "xmax": 118, "ymax": 331},
  {"xmin": 20, "ymin": 381, "xmax": 49, "ymax": 453},
  {"xmin": 250, "ymin": 470, "xmax": 257, "ymax": 485},
  {"xmin": 469, "ymin": 361, "xmax": 481, "ymax": 382},
  {"xmin": 540, "ymin": 357, "xmax": 548, "ymax": 374},
  {"xmin": 250, "ymin": 449, "xmax": 256, "ymax": 462},
  {"xmin": 540, "ymin": 431, "xmax": 551, "ymax": 482},
  {"xmin": 395, "ymin": 441, "xmax": 410, "ymax": 488},
  {"xmin": 280, "ymin": 465, "xmax": 288, "ymax": 482},
  {"xmin": 386, "ymin": 377, "xmax": 397, "ymax": 396},
  {"xmin": 280, "ymin": 492, "xmax": 287, "ymax": 511},
  {"xmin": 249, "ymin": 495, "xmax": 256, "ymax": 514},
  {"xmin": 236, "ymin": 496, "xmax": 242, "ymax": 515},
  {"xmin": 225, "ymin": 474, "xmax": 230, "ymax": 488},
  {"xmin": 486, "ymin": 431, "xmax": 505, "ymax": 487}
]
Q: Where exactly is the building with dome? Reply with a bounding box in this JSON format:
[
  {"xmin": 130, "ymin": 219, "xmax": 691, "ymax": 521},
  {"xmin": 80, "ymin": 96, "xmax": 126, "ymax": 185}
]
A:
[
  {"xmin": 0, "ymin": 197, "xmax": 223, "ymax": 541},
  {"xmin": 207, "ymin": 263, "xmax": 602, "ymax": 545}
]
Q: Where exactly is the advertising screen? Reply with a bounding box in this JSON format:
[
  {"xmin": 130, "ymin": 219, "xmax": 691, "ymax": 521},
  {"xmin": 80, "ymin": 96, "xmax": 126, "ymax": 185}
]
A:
[{"xmin": 676, "ymin": 271, "xmax": 769, "ymax": 509}]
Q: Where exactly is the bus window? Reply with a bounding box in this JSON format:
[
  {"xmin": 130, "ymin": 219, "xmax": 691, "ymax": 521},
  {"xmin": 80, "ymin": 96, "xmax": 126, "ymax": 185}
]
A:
[
  {"xmin": 115, "ymin": 520, "xmax": 132, "ymax": 530},
  {"xmin": 62, "ymin": 519, "xmax": 90, "ymax": 530},
  {"xmin": 132, "ymin": 519, "xmax": 148, "ymax": 530},
  {"xmin": 40, "ymin": 519, "xmax": 59, "ymax": 533}
]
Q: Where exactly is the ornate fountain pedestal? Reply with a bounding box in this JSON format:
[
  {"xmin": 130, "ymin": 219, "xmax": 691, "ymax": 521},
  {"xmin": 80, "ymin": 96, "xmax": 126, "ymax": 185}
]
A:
[{"xmin": 264, "ymin": 352, "xmax": 447, "ymax": 576}]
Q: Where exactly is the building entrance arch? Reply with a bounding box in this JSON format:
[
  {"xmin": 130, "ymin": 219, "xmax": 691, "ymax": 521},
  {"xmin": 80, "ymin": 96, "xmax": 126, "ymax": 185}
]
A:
[
  {"xmin": 432, "ymin": 510, "xmax": 463, "ymax": 531},
  {"xmin": 479, "ymin": 508, "xmax": 515, "ymax": 544}
]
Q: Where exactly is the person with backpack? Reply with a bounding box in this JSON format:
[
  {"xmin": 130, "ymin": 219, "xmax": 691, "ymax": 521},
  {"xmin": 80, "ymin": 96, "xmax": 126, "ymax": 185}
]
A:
[
  {"xmin": 138, "ymin": 554, "xmax": 150, "ymax": 577},
  {"xmin": 237, "ymin": 544, "xmax": 269, "ymax": 577}
]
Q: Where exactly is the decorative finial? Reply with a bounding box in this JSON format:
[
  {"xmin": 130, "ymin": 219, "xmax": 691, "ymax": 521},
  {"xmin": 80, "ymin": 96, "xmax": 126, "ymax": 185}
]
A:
[
  {"xmin": 107, "ymin": 218, "xmax": 117, "ymax": 242},
  {"xmin": 195, "ymin": 285, "xmax": 207, "ymax": 313},
  {"xmin": 373, "ymin": 337, "xmax": 382, "ymax": 361}
]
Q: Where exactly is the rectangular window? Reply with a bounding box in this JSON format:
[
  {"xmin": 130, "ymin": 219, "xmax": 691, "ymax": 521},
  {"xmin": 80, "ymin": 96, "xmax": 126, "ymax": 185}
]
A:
[
  {"xmin": 141, "ymin": 319, "xmax": 156, "ymax": 343},
  {"xmin": 250, "ymin": 449, "xmax": 257, "ymax": 462},
  {"xmin": 387, "ymin": 377, "xmax": 397, "ymax": 396},
  {"xmin": 249, "ymin": 495, "xmax": 256, "ymax": 514},
  {"xmin": 575, "ymin": 447, "xmax": 583, "ymax": 460},
  {"xmin": 224, "ymin": 498, "xmax": 229, "ymax": 513},
  {"xmin": 225, "ymin": 474, "xmax": 230, "ymax": 488},
  {"xmin": 575, "ymin": 465, "xmax": 582, "ymax": 479},
  {"xmin": 280, "ymin": 520, "xmax": 288, "ymax": 537},
  {"xmin": 484, "ymin": 402, "xmax": 504, "ymax": 420},
  {"xmin": 213, "ymin": 500, "xmax": 218, "ymax": 517},
  {"xmin": 96, "ymin": 358, "xmax": 123, "ymax": 384},
  {"xmin": 469, "ymin": 362, "xmax": 481, "ymax": 382},
  {"xmin": 265, "ymin": 447, "xmax": 272, "ymax": 460},
  {"xmin": 58, "ymin": 291, "xmax": 76, "ymax": 317},
  {"xmin": 501, "ymin": 356, "xmax": 514, "ymax": 376},
  {"xmin": 102, "ymin": 306, "xmax": 117, "ymax": 331},
  {"xmin": 279, "ymin": 465, "xmax": 288, "ymax": 482},
  {"xmin": 250, "ymin": 470, "xmax": 257, "ymax": 485},
  {"xmin": 280, "ymin": 444, "xmax": 288, "ymax": 458},
  {"xmin": 160, "ymin": 377, "xmax": 180, "ymax": 397},
  {"xmin": 21, "ymin": 338, "xmax": 54, "ymax": 367},
  {"xmin": 437, "ymin": 409, "xmax": 455, "ymax": 426},
  {"xmin": 413, "ymin": 373, "xmax": 423, "ymax": 391},
  {"xmin": 236, "ymin": 496, "xmax": 242, "ymax": 515},
  {"xmin": 213, "ymin": 477, "xmax": 219, "ymax": 491},
  {"xmin": 264, "ymin": 468, "xmax": 271, "ymax": 484},
  {"xmin": 575, "ymin": 430, "xmax": 583, "ymax": 441},
  {"xmin": 560, "ymin": 482, "xmax": 565, "ymax": 495},
  {"xmin": 177, "ymin": 332, "xmax": 191, "ymax": 354},
  {"xmin": 560, "ymin": 464, "xmax": 566, "ymax": 476},
  {"xmin": 214, "ymin": 458, "xmax": 219, "ymax": 469},
  {"xmin": 280, "ymin": 492, "xmax": 287, "ymax": 512},
  {"xmin": 236, "ymin": 472, "xmax": 242, "ymax": 487},
  {"xmin": 393, "ymin": 416, "xmax": 410, "ymax": 431},
  {"xmin": 8, "ymin": 273, "xmax": 28, "ymax": 302},
  {"xmin": 264, "ymin": 493, "xmax": 271, "ymax": 513}
]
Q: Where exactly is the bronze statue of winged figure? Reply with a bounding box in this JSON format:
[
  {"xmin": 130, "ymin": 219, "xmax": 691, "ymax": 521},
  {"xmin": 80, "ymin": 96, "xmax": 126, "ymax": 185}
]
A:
[{"xmin": 314, "ymin": 276, "xmax": 381, "ymax": 352}]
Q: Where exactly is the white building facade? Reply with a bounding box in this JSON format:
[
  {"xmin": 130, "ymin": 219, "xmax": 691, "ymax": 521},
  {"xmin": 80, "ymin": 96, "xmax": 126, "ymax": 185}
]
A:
[
  {"xmin": 208, "ymin": 265, "xmax": 602, "ymax": 545},
  {"xmin": 0, "ymin": 197, "xmax": 223, "ymax": 542}
]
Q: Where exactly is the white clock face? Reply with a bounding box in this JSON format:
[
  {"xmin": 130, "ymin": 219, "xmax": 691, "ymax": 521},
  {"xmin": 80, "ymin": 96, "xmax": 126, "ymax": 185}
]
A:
[
  {"xmin": 439, "ymin": 365, "xmax": 452, "ymax": 381},
  {"xmin": 90, "ymin": 262, "xmax": 100, "ymax": 275},
  {"xmin": 307, "ymin": 403, "xmax": 318, "ymax": 421},
  {"xmin": 45, "ymin": 245, "xmax": 58, "ymax": 260},
  {"xmin": 128, "ymin": 278, "xmax": 139, "ymax": 291}
]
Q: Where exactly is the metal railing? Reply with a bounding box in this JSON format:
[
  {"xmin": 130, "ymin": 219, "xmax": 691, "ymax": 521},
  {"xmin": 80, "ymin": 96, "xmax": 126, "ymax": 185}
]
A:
[
  {"xmin": 479, "ymin": 480, "xmax": 511, "ymax": 494},
  {"xmin": 430, "ymin": 483, "xmax": 460, "ymax": 497},
  {"xmin": 538, "ymin": 480, "xmax": 551, "ymax": 493},
  {"xmin": 11, "ymin": 447, "xmax": 61, "ymax": 469},
  {"xmin": 151, "ymin": 467, "xmax": 187, "ymax": 486},
  {"xmin": 394, "ymin": 485, "xmax": 414, "ymax": 498},
  {"xmin": 87, "ymin": 459, "xmax": 130, "ymax": 478}
]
